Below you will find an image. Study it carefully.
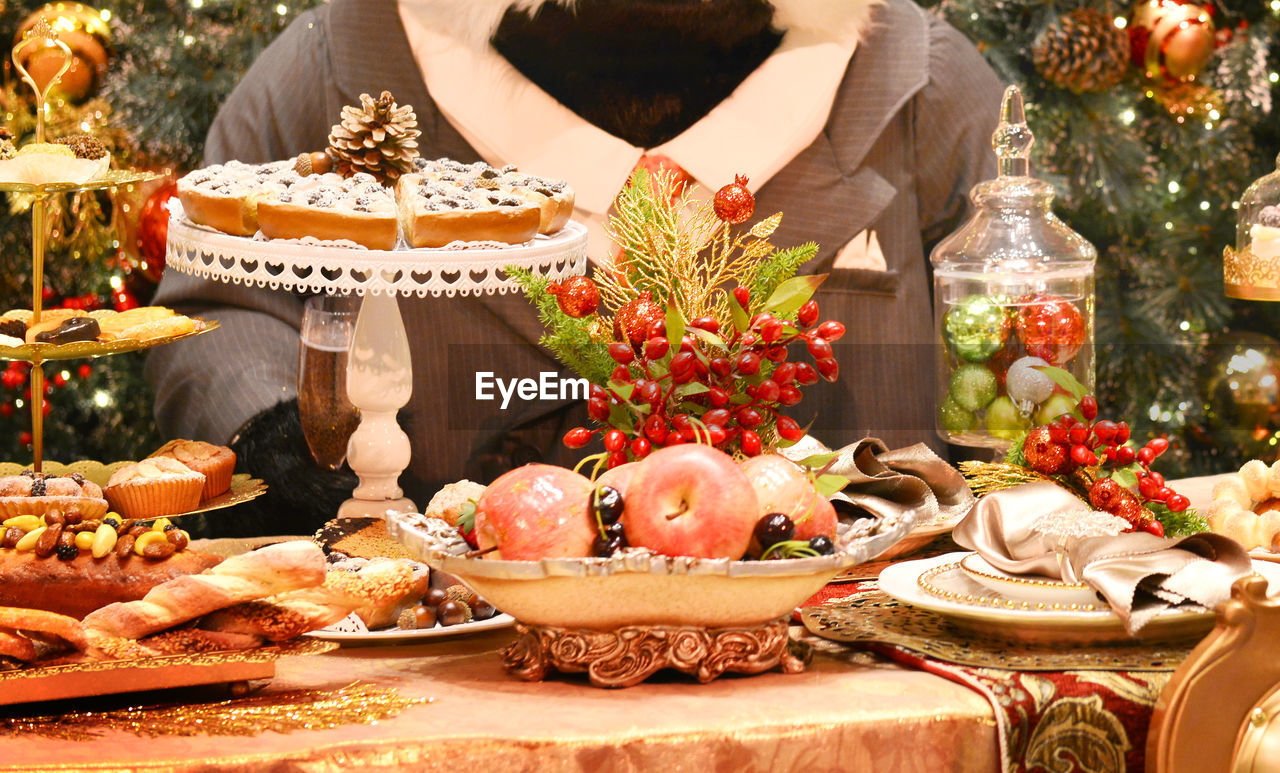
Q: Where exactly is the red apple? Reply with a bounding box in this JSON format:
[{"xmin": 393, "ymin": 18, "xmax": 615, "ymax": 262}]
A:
[
  {"xmin": 621, "ymin": 445, "xmax": 759, "ymax": 559},
  {"xmin": 475, "ymin": 464, "xmax": 596, "ymax": 560},
  {"xmin": 740, "ymin": 454, "xmax": 837, "ymax": 542},
  {"xmin": 596, "ymin": 461, "xmax": 638, "ymax": 497}
]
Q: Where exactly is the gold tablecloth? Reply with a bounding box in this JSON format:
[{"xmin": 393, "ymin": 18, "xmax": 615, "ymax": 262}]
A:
[{"xmin": 3, "ymin": 629, "xmax": 998, "ymax": 772}]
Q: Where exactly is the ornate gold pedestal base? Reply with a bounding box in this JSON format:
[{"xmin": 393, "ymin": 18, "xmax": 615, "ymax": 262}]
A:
[{"xmin": 502, "ymin": 617, "xmax": 806, "ymax": 688}]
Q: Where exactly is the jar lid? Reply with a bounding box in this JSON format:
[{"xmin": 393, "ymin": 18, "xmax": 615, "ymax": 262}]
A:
[{"xmin": 930, "ymin": 85, "xmax": 1096, "ymax": 272}]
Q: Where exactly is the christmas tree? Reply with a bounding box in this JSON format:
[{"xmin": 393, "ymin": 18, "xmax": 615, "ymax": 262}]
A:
[
  {"xmin": 922, "ymin": 0, "xmax": 1280, "ymax": 475},
  {"xmin": 0, "ymin": 1, "xmax": 320, "ymax": 464}
]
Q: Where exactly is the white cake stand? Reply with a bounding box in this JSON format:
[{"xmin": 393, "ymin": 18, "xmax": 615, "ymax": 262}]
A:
[{"xmin": 166, "ymin": 212, "xmax": 588, "ymax": 518}]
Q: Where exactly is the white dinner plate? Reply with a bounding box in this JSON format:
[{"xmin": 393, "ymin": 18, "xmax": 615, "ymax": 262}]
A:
[
  {"xmin": 958, "ymin": 553, "xmax": 1100, "ymax": 607},
  {"xmin": 305, "ymin": 613, "xmax": 516, "ymax": 645},
  {"xmin": 880, "ymin": 552, "xmax": 1280, "ymax": 645}
]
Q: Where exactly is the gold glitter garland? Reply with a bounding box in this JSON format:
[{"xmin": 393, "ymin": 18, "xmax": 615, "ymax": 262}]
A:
[
  {"xmin": 0, "ymin": 682, "xmax": 428, "ymax": 742},
  {"xmin": 959, "ymin": 460, "xmax": 1052, "ymax": 498}
]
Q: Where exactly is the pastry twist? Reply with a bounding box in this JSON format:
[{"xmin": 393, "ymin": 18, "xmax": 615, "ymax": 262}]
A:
[{"xmin": 82, "ymin": 540, "xmax": 326, "ymax": 639}]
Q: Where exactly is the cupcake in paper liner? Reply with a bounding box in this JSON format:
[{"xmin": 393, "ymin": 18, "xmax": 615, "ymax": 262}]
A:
[
  {"xmin": 147, "ymin": 439, "xmax": 235, "ymax": 500},
  {"xmin": 0, "ymin": 134, "xmax": 110, "ymax": 185},
  {"xmin": 105, "ymin": 456, "xmax": 205, "ymax": 519}
]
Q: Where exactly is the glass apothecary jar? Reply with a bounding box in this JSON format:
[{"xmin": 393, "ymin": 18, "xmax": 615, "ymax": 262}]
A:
[
  {"xmin": 1224, "ymin": 152, "xmax": 1280, "ymax": 301},
  {"xmin": 931, "ymin": 86, "xmax": 1097, "ymax": 449}
]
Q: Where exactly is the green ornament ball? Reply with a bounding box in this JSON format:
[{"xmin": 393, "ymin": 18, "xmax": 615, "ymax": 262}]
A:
[
  {"xmin": 944, "ymin": 295, "xmax": 1010, "ymax": 363},
  {"xmin": 1034, "ymin": 392, "xmax": 1078, "ymax": 426},
  {"xmin": 939, "ymin": 397, "xmax": 978, "ymax": 433},
  {"xmin": 948, "ymin": 364, "xmax": 998, "ymax": 412},
  {"xmin": 985, "ymin": 396, "xmax": 1029, "ymax": 440}
]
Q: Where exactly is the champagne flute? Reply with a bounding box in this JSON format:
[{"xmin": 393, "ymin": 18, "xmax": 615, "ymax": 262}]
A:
[{"xmin": 298, "ymin": 294, "xmax": 361, "ymax": 470}]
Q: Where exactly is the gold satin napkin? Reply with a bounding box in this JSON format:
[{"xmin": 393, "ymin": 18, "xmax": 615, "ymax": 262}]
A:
[
  {"xmin": 953, "ymin": 481, "xmax": 1253, "ymax": 632},
  {"xmin": 783, "ymin": 436, "xmax": 974, "ymax": 528}
]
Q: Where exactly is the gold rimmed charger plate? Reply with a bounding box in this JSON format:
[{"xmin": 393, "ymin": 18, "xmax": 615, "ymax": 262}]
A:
[
  {"xmin": 0, "ymin": 459, "xmax": 266, "ymax": 518},
  {"xmin": 874, "ymin": 552, "xmax": 1280, "ymax": 646},
  {"xmin": 0, "ymin": 169, "xmax": 161, "ymax": 195},
  {"xmin": 0, "ymin": 318, "xmax": 217, "ymax": 362}
]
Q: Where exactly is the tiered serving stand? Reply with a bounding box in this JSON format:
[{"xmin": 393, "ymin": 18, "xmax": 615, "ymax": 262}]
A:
[
  {"xmin": 165, "ymin": 210, "xmax": 588, "ymax": 517},
  {"xmin": 0, "ymin": 25, "xmax": 289, "ymax": 706}
]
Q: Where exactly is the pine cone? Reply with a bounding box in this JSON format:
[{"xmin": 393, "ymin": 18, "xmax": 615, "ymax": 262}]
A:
[
  {"xmin": 327, "ymin": 91, "xmax": 421, "ymax": 184},
  {"xmin": 1032, "ymin": 8, "xmax": 1130, "ymax": 94}
]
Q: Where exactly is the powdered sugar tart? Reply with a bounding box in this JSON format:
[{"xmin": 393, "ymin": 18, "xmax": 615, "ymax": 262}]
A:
[
  {"xmin": 258, "ymin": 171, "xmax": 399, "ymax": 250},
  {"xmin": 175, "ymin": 156, "xmax": 575, "ymax": 249},
  {"xmin": 176, "ymin": 160, "xmax": 300, "ymax": 237}
]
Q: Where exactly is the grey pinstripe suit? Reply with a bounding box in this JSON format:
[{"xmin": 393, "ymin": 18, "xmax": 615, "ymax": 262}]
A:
[{"xmin": 146, "ymin": 0, "xmax": 1003, "ymax": 504}]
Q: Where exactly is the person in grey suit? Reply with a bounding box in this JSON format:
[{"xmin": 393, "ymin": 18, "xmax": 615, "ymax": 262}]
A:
[{"xmin": 146, "ymin": 0, "xmax": 1004, "ymax": 536}]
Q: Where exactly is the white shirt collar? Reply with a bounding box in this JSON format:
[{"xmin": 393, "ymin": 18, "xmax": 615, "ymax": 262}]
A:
[{"xmin": 398, "ymin": 4, "xmax": 864, "ymax": 253}]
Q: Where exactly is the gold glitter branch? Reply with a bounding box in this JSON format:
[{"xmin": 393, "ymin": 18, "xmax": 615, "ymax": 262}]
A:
[
  {"xmin": 958, "ymin": 461, "xmax": 1052, "ymax": 498},
  {"xmin": 0, "ymin": 682, "xmax": 428, "ymax": 742},
  {"xmin": 599, "ymin": 169, "xmax": 784, "ymax": 330}
]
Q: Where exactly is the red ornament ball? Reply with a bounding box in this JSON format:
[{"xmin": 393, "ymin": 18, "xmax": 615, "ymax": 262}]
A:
[
  {"xmin": 1015, "ymin": 296, "xmax": 1086, "ymax": 365},
  {"xmin": 612, "ymin": 291, "xmax": 665, "ymax": 349},
  {"xmin": 547, "ymin": 276, "xmax": 600, "ymax": 318},
  {"xmin": 1128, "ymin": 0, "xmax": 1216, "ymax": 84},
  {"xmin": 1022, "ymin": 426, "xmax": 1068, "ymax": 475},
  {"xmin": 18, "ymin": 431, "xmax": 31, "ymax": 447},
  {"xmin": 78, "ymin": 364, "xmax": 92, "ymax": 379},
  {"xmin": 137, "ymin": 181, "xmax": 178, "ymax": 283},
  {"xmin": 0, "ymin": 403, "xmax": 11, "ymax": 417},
  {"xmin": 713, "ymin": 174, "xmax": 755, "ymax": 224},
  {"xmin": 113, "ymin": 288, "xmax": 139, "ymax": 312}
]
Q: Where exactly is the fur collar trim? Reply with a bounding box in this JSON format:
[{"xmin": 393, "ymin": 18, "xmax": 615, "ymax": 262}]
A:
[{"xmin": 397, "ymin": 0, "xmax": 884, "ymax": 50}]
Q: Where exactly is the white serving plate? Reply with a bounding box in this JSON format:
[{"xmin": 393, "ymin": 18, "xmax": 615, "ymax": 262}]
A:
[
  {"xmin": 881, "ymin": 551, "xmax": 1280, "ymax": 645},
  {"xmin": 958, "ymin": 552, "xmax": 1100, "ymax": 607},
  {"xmin": 306, "ymin": 613, "xmax": 515, "ymax": 645}
]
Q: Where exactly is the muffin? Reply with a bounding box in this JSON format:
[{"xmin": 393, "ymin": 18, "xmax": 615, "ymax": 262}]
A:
[
  {"xmin": 0, "ymin": 471, "xmax": 108, "ymax": 520},
  {"xmin": 148, "ymin": 439, "xmax": 235, "ymax": 500},
  {"xmin": 104, "ymin": 457, "xmax": 205, "ymax": 519}
]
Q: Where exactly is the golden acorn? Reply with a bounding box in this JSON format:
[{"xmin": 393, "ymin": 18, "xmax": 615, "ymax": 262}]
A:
[{"xmin": 327, "ymin": 91, "xmax": 420, "ymax": 184}]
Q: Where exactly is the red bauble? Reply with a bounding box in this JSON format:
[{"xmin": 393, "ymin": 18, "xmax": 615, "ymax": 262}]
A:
[
  {"xmin": 612, "ymin": 291, "xmax": 664, "ymax": 348},
  {"xmin": 1128, "ymin": 0, "xmax": 1216, "ymax": 84},
  {"xmin": 713, "ymin": 174, "xmax": 754, "ymax": 224},
  {"xmin": 113, "ymin": 288, "xmax": 139, "ymax": 312},
  {"xmin": 137, "ymin": 181, "xmax": 178, "ymax": 283},
  {"xmin": 1015, "ymin": 296, "xmax": 1086, "ymax": 365},
  {"xmin": 77, "ymin": 364, "xmax": 92, "ymax": 379},
  {"xmin": 1022, "ymin": 427, "xmax": 1068, "ymax": 475},
  {"xmin": 547, "ymin": 276, "xmax": 600, "ymax": 318}
]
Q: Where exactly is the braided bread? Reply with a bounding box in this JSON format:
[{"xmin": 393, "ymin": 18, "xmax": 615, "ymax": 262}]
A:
[
  {"xmin": 82, "ymin": 541, "xmax": 326, "ymax": 639},
  {"xmin": 1208, "ymin": 459, "xmax": 1280, "ymax": 551},
  {"xmin": 200, "ymin": 559, "xmax": 416, "ymax": 641}
]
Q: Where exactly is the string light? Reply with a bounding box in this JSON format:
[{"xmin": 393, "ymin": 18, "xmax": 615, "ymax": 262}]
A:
[
  {"xmin": 1168, "ymin": 181, "xmax": 1180, "ymax": 194},
  {"xmin": 1114, "ymin": 16, "xmax": 1127, "ymax": 29}
]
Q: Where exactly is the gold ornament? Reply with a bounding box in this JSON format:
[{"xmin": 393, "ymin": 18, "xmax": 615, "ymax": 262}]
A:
[
  {"xmin": 1032, "ymin": 8, "xmax": 1130, "ymax": 94},
  {"xmin": 1152, "ymin": 81, "xmax": 1222, "ymax": 123},
  {"xmin": 327, "ymin": 90, "xmax": 420, "ymax": 184},
  {"xmin": 14, "ymin": 3, "xmax": 111, "ymax": 102},
  {"xmin": 1128, "ymin": 0, "xmax": 1216, "ymax": 84}
]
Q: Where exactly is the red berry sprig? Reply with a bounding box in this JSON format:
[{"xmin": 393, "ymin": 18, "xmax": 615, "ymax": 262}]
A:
[
  {"xmin": 1021, "ymin": 392, "xmax": 1190, "ymax": 536},
  {"xmin": 562, "ymin": 285, "xmax": 843, "ymax": 465}
]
